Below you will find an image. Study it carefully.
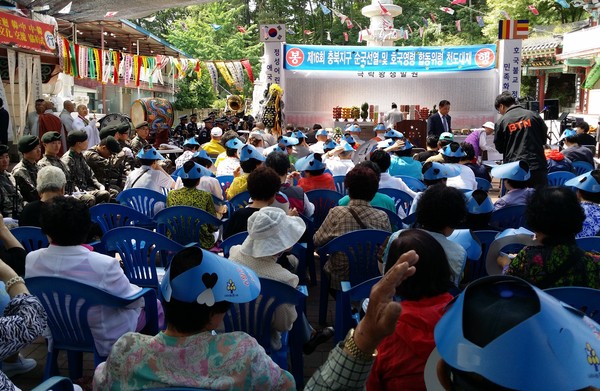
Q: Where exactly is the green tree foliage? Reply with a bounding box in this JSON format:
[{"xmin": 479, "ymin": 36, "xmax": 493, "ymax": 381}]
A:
[{"xmin": 171, "ymin": 69, "xmax": 217, "ymax": 111}]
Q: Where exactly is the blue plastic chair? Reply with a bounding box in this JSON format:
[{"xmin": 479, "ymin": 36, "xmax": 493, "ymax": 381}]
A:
[
  {"xmin": 545, "ymin": 286, "xmax": 600, "ymax": 322},
  {"xmin": 90, "ymin": 203, "xmax": 155, "ymax": 233},
  {"xmin": 31, "ymin": 376, "xmax": 74, "ymax": 391},
  {"xmin": 316, "ymin": 229, "xmax": 391, "ymax": 325},
  {"xmin": 116, "ymin": 188, "xmax": 167, "ymax": 218},
  {"xmin": 461, "ymin": 230, "xmax": 500, "ymax": 285},
  {"xmin": 475, "ymin": 177, "xmax": 493, "ymax": 192},
  {"xmin": 305, "ymin": 189, "xmax": 343, "ymax": 230},
  {"xmin": 220, "ymin": 231, "xmax": 249, "ymax": 258},
  {"xmin": 576, "ymin": 236, "xmax": 600, "ymax": 252},
  {"xmin": 144, "ymin": 389, "xmax": 211, "ymax": 391},
  {"xmin": 547, "ymin": 171, "xmax": 576, "ymax": 187},
  {"xmin": 394, "ymin": 175, "xmax": 427, "ymax": 192},
  {"xmin": 102, "ymin": 227, "xmax": 184, "ymax": 288},
  {"xmin": 374, "ymin": 206, "xmax": 404, "ymax": 231},
  {"xmin": 228, "ymin": 191, "xmax": 252, "ymax": 211},
  {"xmin": 572, "ymin": 161, "xmax": 594, "ymax": 176},
  {"xmin": 10, "ymin": 226, "xmax": 49, "ymax": 253},
  {"xmin": 378, "ymin": 188, "xmax": 414, "ymax": 216},
  {"xmin": 333, "ymin": 175, "xmax": 347, "ymax": 195},
  {"xmin": 223, "ymin": 278, "xmax": 307, "ymax": 389},
  {"xmin": 216, "ymin": 175, "xmax": 234, "ymax": 198},
  {"xmin": 403, "ymin": 212, "xmax": 417, "ymax": 226},
  {"xmin": 155, "ymin": 206, "xmax": 223, "ymax": 247},
  {"xmin": 336, "ymin": 276, "xmax": 382, "ymax": 343},
  {"xmin": 25, "ymin": 277, "xmax": 158, "ymax": 380},
  {"xmin": 489, "ymin": 205, "xmax": 528, "ymax": 231}
]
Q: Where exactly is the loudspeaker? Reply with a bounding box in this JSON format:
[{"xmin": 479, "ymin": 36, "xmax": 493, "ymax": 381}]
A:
[{"xmin": 543, "ymin": 99, "xmax": 559, "ymax": 120}]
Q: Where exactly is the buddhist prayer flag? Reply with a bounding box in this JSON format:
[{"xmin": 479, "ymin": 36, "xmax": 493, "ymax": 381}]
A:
[
  {"xmin": 476, "ymin": 15, "xmax": 485, "ymax": 27},
  {"xmin": 456, "ymin": 20, "xmax": 461, "ymax": 31},
  {"xmin": 236, "ymin": 26, "xmax": 247, "ymax": 33},
  {"xmin": 345, "ymin": 18, "xmax": 353, "ymax": 29},
  {"xmin": 440, "ymin": 7, "xmax": 455, "ymax": 14},
  {"xmin": 343, "ymin": 32, "xmax": 348, "ymax": 41},
  {"xmin": 451, "ymin": 0, "xmax": 467, "ymax": 4},
  {"xmin": 528, "ymin": 5, "xmax": 539, "ymax": 15},
  {"xmin": 498, "ymin": 19, "xmax": 529, "ymax": 39},
  {"xmin": 430, "ymin": 13, "xmax": 437, "ymax": 23},
  {"xmin": 320, "ymin": 3, "xmax": 331, "ymax": 15},
  {"xmin": 378, "ymin": 1, "xmax": 391, "ymax": 15},
  {"xmin": 422, "ymin": 17, "xmax": 429, "ymax": 27}
]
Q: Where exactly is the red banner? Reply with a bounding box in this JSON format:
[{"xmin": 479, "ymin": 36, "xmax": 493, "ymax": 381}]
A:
[{"xmin": 0, "ymin": 12, "xmax": 56, "ymax": 54}]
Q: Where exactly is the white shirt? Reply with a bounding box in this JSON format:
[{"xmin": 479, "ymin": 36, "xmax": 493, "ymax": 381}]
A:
[
  {"xmin": 309, "ymin": 141, "xmax": 325, "ymax": 154},
  {"xmin": 25, "ymin": 244, "xmax": 143, "ymax": 356},
  {"xmin": 73, "ymin": 116, "xmax": 100, "ymax": 148},
  {"xmin": 384, "ymin": 108, "xmax": 404, "ymax": 128},
  {"xmin": 379, "ymin": 173, "xmax": 418, "ymax": 198},
  {"xmin": 325, "ymin": 158, "xmax": 355, "ymax": 177},
  {"xmin": 124, "ymin": 165, "xmax": 175, "ymax": 193},
  {"xmin": 216, "ymin": 157, "xmax": 240, "ymax": 177},
  {"xmin": 59, "ymin": 110, "xmax": 75, "ymax": 133},
  {"xmin": 446, "ymin": 164, "xmax": 477, "ymax": 191}
]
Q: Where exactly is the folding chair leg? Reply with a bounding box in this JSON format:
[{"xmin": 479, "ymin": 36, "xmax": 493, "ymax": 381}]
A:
[
  {"xmin": 66, "ymin": 351, "xmax": 83, "ymax": 380},
  {"xmin": 318, "ymin": 272, "xmax": 330, "ymax": 325}
]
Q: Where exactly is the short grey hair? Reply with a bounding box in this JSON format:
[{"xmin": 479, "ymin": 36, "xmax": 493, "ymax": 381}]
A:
[{"xmin": 36, "ymin": 166, "xmax": 66, "ymax": 194}]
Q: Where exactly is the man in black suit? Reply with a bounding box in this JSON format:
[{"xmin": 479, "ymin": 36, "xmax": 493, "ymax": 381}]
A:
[{"xmin": 427, "ymin": 100, "xmax": 451, "ymax": 137}]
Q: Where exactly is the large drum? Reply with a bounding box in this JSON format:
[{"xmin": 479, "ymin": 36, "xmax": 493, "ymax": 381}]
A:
[{"xmin": 130, "ymin": 98, "xmax": 174, "ymax": 131}]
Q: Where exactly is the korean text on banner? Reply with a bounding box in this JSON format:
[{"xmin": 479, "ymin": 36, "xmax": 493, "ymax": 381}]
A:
[
  {"xmin": 0, "ymin": 11, "xmax": 56, "ymax": 54},
  {"xmin": 283, "ymin": 44, "xmax": 497, "ymax": 72}
]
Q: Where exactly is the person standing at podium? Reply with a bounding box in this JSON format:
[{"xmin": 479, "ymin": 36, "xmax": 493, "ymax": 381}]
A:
[
  {"xmin": 384, "ymin": 103, "xmax": 404, "ymax": 129},
  {"xmin": 427, "ymin": 100, "xmax": 451, "ymax": 137}
]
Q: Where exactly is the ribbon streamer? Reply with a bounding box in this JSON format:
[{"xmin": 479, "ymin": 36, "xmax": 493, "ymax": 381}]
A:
[
  {"xmin": 240, "ymin": 60, "xmax": 254, "ymax": 84},
  {"xmin": 205, "ymin": 62, "xmax": 219, "ymax": 93},
  {"xmin": 215, "ymin": 61, "xmax": 235, "ymax": 87}
]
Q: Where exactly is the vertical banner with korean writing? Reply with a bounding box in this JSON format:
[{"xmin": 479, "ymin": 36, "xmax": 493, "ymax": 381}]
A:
[
  {"xmin": 17, "ymin": 52, "xmax": 27, "ymax": 139},
  {"xmin": 497, "ymin": 39, "xmax": 522, "ymax": 98},
  {"xmin": 7, "ymin": 49, "xmax": 15, "ymax": 138},
  {"xmin": 32, "ymin": 55, "xmax": 42, "ymax": 102}
]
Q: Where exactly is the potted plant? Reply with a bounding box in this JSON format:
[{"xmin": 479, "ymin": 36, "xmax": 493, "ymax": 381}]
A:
[{"xmin": 360, "ymin": 102, "xmax": 369, "ymax": 121}]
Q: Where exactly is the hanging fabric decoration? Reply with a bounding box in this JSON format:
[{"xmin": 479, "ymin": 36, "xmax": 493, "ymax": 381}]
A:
[
  {"xmin": 147, "ymin": 57, "xmax": 155, "ymax": 88},
  {"xmin": 215, "ymin": 61, "xmax": 235, "ymax": 87},
  {"xmin": 206, "ymin": 62, "xmax": 219, "ymax": 93},
  {"xmin": 88, "ymin": 47, "xmax": 95, "ymax": 79},
  {"xmin": 134, "ymin": 55, "xmax": 143, "ymax": 87},
  {"xmin": 94, "ymin": 48, "xmax": 102, "ymax": 81},
  {"xmin": 378, "ymin": 1, "xmax": 391, "ymax": 15},
  {"xmin": 422, "ymin": 17, "xmax": 429, "ymax": 27},
  {"xmin": 123, "ymin": 54, "xmax": 133, "ymax": 84},
  {"xmin": 440, "ymin": 7, "xmax": 455, "ymax": 14},
  {"xmin": 102, "ymin": 50, "xmax": 111, "ymax": 84},
  {"xmin": 232, "ymin": 61, "xmax": 245, "ymax": 88},
  {"xmin": 554, "ymin": 0, "xmax": 570, "ymax": 8},
  {"xmin": 320, "ymin": 3, "xmax": 331, "ymax": 14},
  {"xmin": 382, "ymin": 19, "xmax": 393, "ymax": 29},
  {"xmin": 406, "ymin": 24, "xmax": 413, "ymax": 33},
  {"xmin": 173, "ymin": 57, "xmax": 184, "ymax": 79},
  {"xmin": 358, "ymin": 31, "xmax": 363, "ymax": 43},
  {"xmin": 419, "ymin": 27, "xmax": 424, "ymax": 37},
  {"xmin": 346, "ymin": 18, "xmax": 353, "ymax": 29},
  {"xmin": 237, "ymin": 26, "xmax": 247, "ymax": 33},
  {"xmin": 343, "ymin": 32, "xmax": 349, "ymax": 41},
  {"xmin": 476, "ymin": 15, "xmax": 485, "ymax": 27},
  {"xmin": 304, "ymin": 29, "xmax": 313, "ymax": 35},
  {"xmin": 240, "ymin": 59, "xmax": 254, "ymax": 84},
  {"xmin": 70, "ymin": 42, "xmax": 78, "ymax": 78},
  {"xmin": 193, "ymin": 60, "xmax": 202, "ymax": 80},
  {"xmin": 404, "ymin": 30, "xmax": 409, "ymax": 39},
  {"xmin": 225, "ymin": 61, "xmax": 243, "ymax": 91},
  {"xmin": 528, "ymin": 5, "xmax": 539, "ymax": 14},
  {"xmin": 287, "ymin": 28, "xmax": 295, "ymax": 34},
  {"xmin": 430, "ymin": 13, "xmax": 437, "ymax": 23},
  {"xmin": 451, "ymin": 0, "xmax": 467, "ymax": 4},
  {"xmin": 326, "ymin": 31, "xmax": 331, "ymax": 41},
  {"xmin": 456, "ymin": 20, "xmax": 462, "ymax": 31},
  {"xmin": 210, "ymin": 24, "xmax": 222, "ymax": 30},
  {"xmin": 112, "ymin": 51, "xmax": 120, "ymax": 84}
]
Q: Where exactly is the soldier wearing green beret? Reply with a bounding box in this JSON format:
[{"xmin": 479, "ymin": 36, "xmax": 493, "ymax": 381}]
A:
[
  {"xmin": 11, "ymin": 135, "xmax": 41, "ymax": 202},
  {"xmin": 0, "ymin": 144, "xmax": 23, "ymax": 217},
  {"xmin": 83, "ymin": 136, "xmax": 123, "ymax": 197}
]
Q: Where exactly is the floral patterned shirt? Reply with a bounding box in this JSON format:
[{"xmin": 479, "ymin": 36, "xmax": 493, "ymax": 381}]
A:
[
  {"xmin": 166, "ymin": 187, "xmax": 218, "ymax": 249},
  {"xmin": 578, "ymin": 201, "xmax": 600, "ymax": 238},
  {"xmin": 92, "ymin": 331, "xmax": 295, "ymax": 390},
  {"xmin": 507, "ymin": 244, "xmax": 600, "ymax": 289}
]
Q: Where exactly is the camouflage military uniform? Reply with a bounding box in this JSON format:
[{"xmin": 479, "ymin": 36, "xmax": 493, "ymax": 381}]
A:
[
  {"xmin": 37, "ymin": 155, "xmax": 95, "ymax": 206},
  {"xmin": 11, "ymin": 159, "xmax": 39, "ymax": 202},
  {"xmin": 111, "ymin": 139, "xmax": 134, "ymax": 186},
  {"xmin": 83, "ymin": 148, "xmax": 121, "ymax": 198},
  {"xmin": 0, "ymin": 171, "xmax": 23, "ymax": 218},
  {"xmin": 61, "ymin": 150, "xmax": 110, "ymax": 204}
]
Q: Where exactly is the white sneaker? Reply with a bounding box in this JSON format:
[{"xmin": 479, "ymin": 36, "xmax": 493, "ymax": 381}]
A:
[{"xmin": 2, "ymin": 355, "xmax": 36, "ymax": 378}]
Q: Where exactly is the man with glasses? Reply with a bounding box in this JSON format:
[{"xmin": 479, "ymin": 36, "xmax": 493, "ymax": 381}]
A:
[{"xmin": 493, "ymin": 91, "xmax": 548, "ymax": 187}]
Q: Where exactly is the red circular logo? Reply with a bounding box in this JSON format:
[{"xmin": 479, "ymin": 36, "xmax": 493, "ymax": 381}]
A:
[
  {"xmin": 286, "ymin": 48, "xmax": 305, "ymax": 67},
  {"xmin": 475, "ymin": 48, "xmax": 495, "ymax": 68},
  {"xmin": 268, "ymin": 28, "xmax": 278, "ymax": 38}
]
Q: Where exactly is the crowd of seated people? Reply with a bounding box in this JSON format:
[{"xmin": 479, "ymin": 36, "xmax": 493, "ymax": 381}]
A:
[{"xmin": 2, "ymin": 108, "xmax": 600, "ymax": 391}]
